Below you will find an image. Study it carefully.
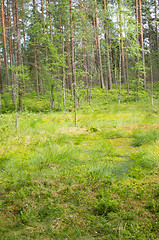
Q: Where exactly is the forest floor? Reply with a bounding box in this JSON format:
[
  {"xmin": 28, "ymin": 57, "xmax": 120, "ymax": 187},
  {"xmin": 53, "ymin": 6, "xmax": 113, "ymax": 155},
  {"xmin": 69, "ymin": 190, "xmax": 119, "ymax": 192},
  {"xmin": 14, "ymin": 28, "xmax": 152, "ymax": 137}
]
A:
[{"xmin": 0, "ymin": 93, "xmax": 159, "ymax": 239}]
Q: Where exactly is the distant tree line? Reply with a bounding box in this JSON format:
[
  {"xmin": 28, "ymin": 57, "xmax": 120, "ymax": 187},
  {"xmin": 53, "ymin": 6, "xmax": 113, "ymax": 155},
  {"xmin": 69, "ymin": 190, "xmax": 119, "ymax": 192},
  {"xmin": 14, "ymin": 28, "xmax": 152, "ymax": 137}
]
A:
[{"xmin": 0, "ymin": 0, "xmax": 158, "ymax": 110}]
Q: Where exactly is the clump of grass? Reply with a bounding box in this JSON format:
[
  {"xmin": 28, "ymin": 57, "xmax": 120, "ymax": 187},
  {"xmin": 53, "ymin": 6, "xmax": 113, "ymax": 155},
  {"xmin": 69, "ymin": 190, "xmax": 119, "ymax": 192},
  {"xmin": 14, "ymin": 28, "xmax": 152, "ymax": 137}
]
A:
[
  {"xmin": 132, "ymin": 130, "xmax": 159, "ymax": 147},
  {"xmin": 94, "ymin": 197, "xmax": 119, "ymax": 216},
  {"xmin": 132, "ymin": 151, "xmax": 157, "ymax": 169},
  {"xmin": 89, "ymin": 165, "xmax": 112, "ymax": 179},
  {"xmin": 146, "ymin": 199, "xmax": 159, "ymax": 214}
]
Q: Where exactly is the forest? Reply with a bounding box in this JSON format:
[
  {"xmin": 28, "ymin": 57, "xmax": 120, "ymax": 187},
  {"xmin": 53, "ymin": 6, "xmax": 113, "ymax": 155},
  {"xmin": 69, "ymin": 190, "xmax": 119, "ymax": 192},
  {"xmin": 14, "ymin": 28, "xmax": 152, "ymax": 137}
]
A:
[{"xmin": 0, "ymin": 0, "xmax": 159, "ymax": 239}]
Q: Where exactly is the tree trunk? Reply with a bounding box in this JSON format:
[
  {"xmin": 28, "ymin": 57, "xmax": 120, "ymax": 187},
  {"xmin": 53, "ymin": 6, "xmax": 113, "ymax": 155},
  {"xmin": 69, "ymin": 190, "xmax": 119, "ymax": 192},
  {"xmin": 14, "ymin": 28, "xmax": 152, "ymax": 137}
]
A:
[
  {"xmin": 70, "ymin": 0, "xmax": 77, "ymax": 126},
  {"xmin": 66, "ymin": 34, "xmax": 72, "ymax": 91},
  {"xmin": 41, "ymin": 0, "xmax": 48, "ymax": 60},
  {"xmin": 79, "ymin": 0, "xmax": 89, "ymax": 100},
  {"xmin": 47, "ymin": 0, "xmax": 52, "ymax": 41},
  {"xmin": 92, "ymin": 14, "xmax": 100, "ymax": 88},
  {"xmin": 7, "ymin": 0, "xmax": 15, "ymax": 104},
  {"xmin": 118, "ymin": 44, "xmax": 121, "ymax": 104},
  {"xmin": 32, "ymin": 0, "xmax": 39, "ymax": 96},
  {"xmin": 15, "ymin": 0, "xmax": 23, "ymax": 111},
  {"xmin": 62, "ymin": 30, "xmax": 66, "ymax": 111},
  {"xmin": 137, "ymin": 0, "xmax": 146, "ymax": 90},
  {"xmin": 22, "ymin": 0, "xmax": 27, "ymax": 93},
  {"xmin": 126, "ymin": 47, "xmax": 129, "ymax": 95},
  {"xmin": 103, "ymin": 0, "xmax": 112, "ymax": 90},
  {"xmin": 149, "ymin": 10, "xmax": 154, "ymax": 105},
  {"xmin": 41, "ymin": 0, "xmax": 45, "ymax": 33},
  {"xmin": 0, "ymin": 55, "xmax": 3, "ymax": 95},
  {"xmin": 154, "ymin": 0, "xmax": 159, "ymax": 65},
  {"xmin": 94, "ymin": 0, "xmax": 105, "ymax": 88},
  {"xmin": 117, "ymin": 0, "xmax": 126, "ymax": 83},
  {"xmin": 1, "ymin": 0, "xmax": 9, "ymax": 85},
  {"xmin": 12, "ymin": 0, "xmax": 17, "ymax": 67}
]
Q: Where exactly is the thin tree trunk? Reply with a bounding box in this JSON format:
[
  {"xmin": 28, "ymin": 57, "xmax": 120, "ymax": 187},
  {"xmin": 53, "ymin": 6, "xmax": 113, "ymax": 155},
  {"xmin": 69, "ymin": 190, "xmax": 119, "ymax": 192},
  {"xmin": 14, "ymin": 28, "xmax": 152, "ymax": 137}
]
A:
[
  {"xmin": 94, "ymin": 0, "xmax": 105, "ymax": 88},
  {"xmin": 0, "ymin": 53, "xmax": 3, "ymax": 95},
  {"xmin": 12, "ymin": 0, "xmax": 19, "ymax": 112},
  {"xmin": 135, "ymin": 0, "xmax": 139, "ymax": 100},
  {"xmin": 149, "ymin": 10, "xmax": 154, "ymax": 105},
  {"xmin": 0, "ymin": 54, "xmax": 2, "ymax": 109},
  {"xmin": 92, "ymin": 15, "xmax": 99, "ymax": 65},
  {"xmin": 33, "ymin": 0, "xmax": 39, "ymax": 96},
  {"xmin": 126, "ymin": 47, "xmax": 129, "ymax": 95},
  {"xmin": 51, "ymin": 83, "xmax": 54, "ymax": 110},
  {"xmin": 47, "ymin": 0, "xmax": 52, "ymax": 41},
  {"xmin": 1, "ymin": 0, "xmax": 9, "ymax": 85},
  {"xmin": 154, "ymin": 0, "xmax": 159, "ymax": 65},
  {"xmin": 70, "ymin": 0, "xmax": 77, "ymax": 126},
  {"xmin": 118, "ymin": 45, "xmax": 121, "ymax": 104},
  {"xmin": 12, "ymin": 0, "xmax": 17, "ymax": 67},
  {"xmin": 7, "ymin": 0, "xmax": 15, "ymax": 104},
  {"xmin": 103, "ymin": 0, "xmax": 112, "ymax": 90},
  {"xmin": 15, "ymin": 0, "xmax": 23, "ymax": 111},
  {"xmin": 117, "ymin": 0, "xmax": 126, "ymax": 83},
  {"xmin": 41, "ymin": 0, "xmax": 48, "ymax": 60},
  {"xmin": 83, "ymin": 39, "xmax": 89, "ymax": 100},
  {"xmin": 66, "ymin": 34, "xmax": 72, "ymax": 91},
  {"xmin": 89, "ymin": 43, "xmax": 94, "ymax": 104},
  {"xmin": 137, "ymin": 0, "xmax": 146, "ymax": 89},
  {"xmin": 22, "ymin": 0, "xmax": 27, "ymax": 93},
  {"xmin": 41, "ymin": 0, "xmax": 45, "ymax": 33},
  {"xmin": 34, "ymin": 42, "xmax": 39, "ymax": 97},
  {"xmin": 62, "ymin": 30, "xmax": 66, "ymax": 111},
  {"xmin": 79, "ymin": 0, "xmax": 89, "ymax": 100},
  {"xmin": 37, "ymin": 42, "xmax": 43, "ymax": 93}
]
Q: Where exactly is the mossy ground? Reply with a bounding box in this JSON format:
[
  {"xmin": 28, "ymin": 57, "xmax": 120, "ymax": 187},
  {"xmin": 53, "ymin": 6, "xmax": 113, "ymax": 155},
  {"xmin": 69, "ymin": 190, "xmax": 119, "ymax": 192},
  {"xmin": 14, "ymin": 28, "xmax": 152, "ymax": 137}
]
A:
[{"xmin": 0, "ymin": 89, "xmax": 159, "ymax": 239}]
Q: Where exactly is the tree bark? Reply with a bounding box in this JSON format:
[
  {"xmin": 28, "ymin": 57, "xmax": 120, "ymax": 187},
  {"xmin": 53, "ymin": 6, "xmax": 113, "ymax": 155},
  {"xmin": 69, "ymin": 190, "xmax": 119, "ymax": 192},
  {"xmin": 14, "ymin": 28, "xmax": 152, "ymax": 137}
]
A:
[
  {"xmin": 1, "ymin": 0, "xmax": 9, "ymax": 85},
  {"xmin": 103, "ymin": 0, "xmax": 112, "ymax": 90},
  {"xmin": 15, "ymin": 0, "xmax": 23, "ymax": 110},
  {"xmin": 0, "ymin": 55, "xmax": 2, "ymax": 109},
  {"xmin": 47, "ymin": 0, "xmax": 52, "ymax": 41},
  {"xmin": 154, "ymin": 0, "xmax": 159, "ymax": 65},
  {"xmin": 70, "ymin": 0, "xmax": 77, "ymax": 126},
  {"xmin": 32, "ymin": 0, "xmax": 39, "ymax": 96},
  {"xmin": 66, "ymin": 34, "xmax": 72, "ymax": 91},
  {"xmin": 125, "ymin": 46, "xmax": 129, "ymax": 95},
  {"xmin": 0, "ymin": 54, "xmax": 3, "ymax": 95},
  {"xmin": 117, "ymin": 0, "xmax": 126, "ymax": 83},
  {"xmin": 62, "ymin": 29, "xmax": 66, "ymax": 111},
  {"xmin": 79, "ymin": 0, "xmax": 89, "ymax": 100},
  {"xmin": 92, "ymin": 15, "xmax": 99, "ymax": 65},
  {"xmin": 7, "ymin": 0, "xmax": 15, "ymax": 104},
  {"xmin": 12, "ymin": 0, "xmax": 17, "ymax": 67},
  {"xmin": 136, "ymin": 0, "xmax": 146, "ymax": 90},
  {"xmin": 149, "ymin": 9, "xmax": 154, "ymax": 105},
  {"xmin": 94, "ymin": 0, "xmax": 105, "ymax": 88},
  {"xmin": 41, "ymin": 0, "xmax": 45, "ymax": 33}
]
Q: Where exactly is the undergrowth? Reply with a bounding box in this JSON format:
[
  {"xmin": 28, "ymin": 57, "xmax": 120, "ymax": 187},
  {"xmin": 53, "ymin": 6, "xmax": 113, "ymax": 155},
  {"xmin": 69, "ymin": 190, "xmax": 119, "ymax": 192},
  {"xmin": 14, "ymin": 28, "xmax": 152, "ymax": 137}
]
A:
[{"xmin": 0, "ymin": 89, "xmax": 159, "ymax": 239}]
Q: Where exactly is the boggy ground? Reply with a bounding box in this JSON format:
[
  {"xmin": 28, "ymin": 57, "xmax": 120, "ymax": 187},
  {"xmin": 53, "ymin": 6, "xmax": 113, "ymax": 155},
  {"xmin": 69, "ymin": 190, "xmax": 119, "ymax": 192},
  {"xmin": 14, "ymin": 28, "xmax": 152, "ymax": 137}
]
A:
[{"xmin": 0, "ymin": 99, "xmax": 159, "ymax": 239}]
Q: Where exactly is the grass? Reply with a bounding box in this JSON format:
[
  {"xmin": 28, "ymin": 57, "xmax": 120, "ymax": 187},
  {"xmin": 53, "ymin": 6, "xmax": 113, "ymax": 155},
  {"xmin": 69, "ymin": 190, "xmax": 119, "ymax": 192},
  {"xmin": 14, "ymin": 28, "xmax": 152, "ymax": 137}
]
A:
[{"xmin": 0, "ymin": 89, "xmax": 159, "ymax": 239}]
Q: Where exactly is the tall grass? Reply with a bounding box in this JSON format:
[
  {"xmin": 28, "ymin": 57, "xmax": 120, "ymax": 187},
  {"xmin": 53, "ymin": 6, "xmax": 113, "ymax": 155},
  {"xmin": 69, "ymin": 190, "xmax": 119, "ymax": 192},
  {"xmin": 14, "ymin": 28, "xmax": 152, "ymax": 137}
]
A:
[{"xmin": 0, "ymin": 90, "xmax": 159, "ymax": 239}]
